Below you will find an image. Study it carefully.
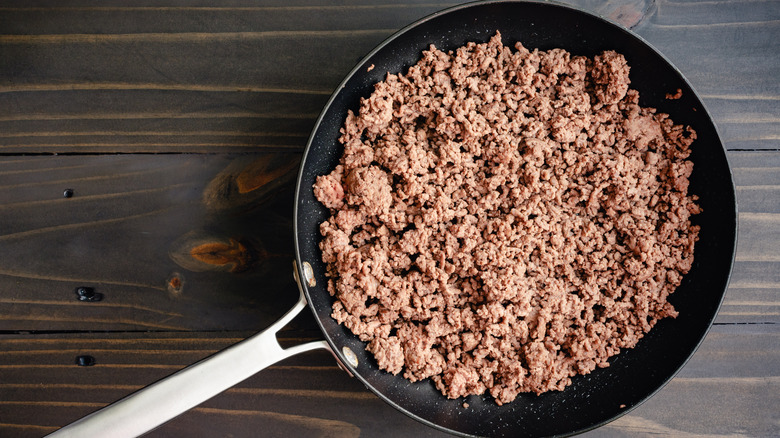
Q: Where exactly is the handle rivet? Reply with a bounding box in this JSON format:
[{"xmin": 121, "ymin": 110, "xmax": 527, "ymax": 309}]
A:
[
  {"xmin": 302, "ymin": 262, "xmax": 316, "ymax": 287},
  {"xmin": 342, "ymin": 346, "xmax": 358, "ymax": 368}
]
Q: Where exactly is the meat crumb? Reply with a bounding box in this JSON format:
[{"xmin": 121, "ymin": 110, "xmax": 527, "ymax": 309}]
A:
[
  {"xmin": 666, "ymin": 88, "xmax": 683, "ymax": 99},
  {"xmin": 314, "ymin": 32, "xmax": 700, "ymax": 405}
]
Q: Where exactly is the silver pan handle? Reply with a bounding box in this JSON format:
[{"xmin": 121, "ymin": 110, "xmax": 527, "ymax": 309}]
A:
[{"xmin": 47, "ymin": 261, "xmax": 331, "ymax": 438}]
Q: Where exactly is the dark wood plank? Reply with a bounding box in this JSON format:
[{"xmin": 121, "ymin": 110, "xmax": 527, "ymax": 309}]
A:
[
  {"xmin": 719, "ymin": 151, "xmax": 780, "ymax": 324},
  {"xmin": 0, "ymin": 153, "xmax": 307, "ymax": 332},
  {"xmin": 0, "ymin": 3, "xmax": 453, "ymax": 34},
  {"xmin": 0, "ymin": 2, "xmax": 461, "ymax": 153},
  {"xmin": 636, "ymin": 0, "xmax": 780, "ymax": 151},
  {"xmin": 0, "ymin": 331, "xmax": 450, "ymax": 438},
  {"xmin": 592, "ymin": 324, "xmax": 780, "ymax": 437},
  {"xmin": 705, "ymin": 96, "xmax": 780, "ymax": 151},
  {"xmin": 0, "ymin": 324, "xmax": 776, "ymax": 437},
  {"xmin": 637, "ymin": 1, "xmax": 779, "ymax": 98},
  {"xmin": 0, "ymin": 0, "xmax": 776, "ymax": 152}
]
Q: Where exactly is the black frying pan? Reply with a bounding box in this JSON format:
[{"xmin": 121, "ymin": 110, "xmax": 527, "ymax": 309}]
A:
[
  {"xmin": 49, "ymin": 1, "xmax": 736, "ymax": 437},
  {"xmin": 294, "ymin": 1, "xmax": 737, "ymax": 436}
]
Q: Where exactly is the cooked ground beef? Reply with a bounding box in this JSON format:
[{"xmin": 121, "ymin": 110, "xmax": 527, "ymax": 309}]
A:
[{"xmin": 313, "ymin": 32, "xmax": 700, "ymax": 405}]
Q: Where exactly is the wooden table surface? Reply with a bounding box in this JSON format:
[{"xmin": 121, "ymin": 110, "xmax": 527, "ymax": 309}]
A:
[{"xmin": 0, "ymin": 0, "xmax": 777, "ymax": 437}]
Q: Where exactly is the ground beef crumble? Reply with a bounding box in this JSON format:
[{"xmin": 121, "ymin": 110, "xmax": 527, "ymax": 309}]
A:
[{"xmin": 313, "ymin": 32, "xmax": 700, "ymax": 405}]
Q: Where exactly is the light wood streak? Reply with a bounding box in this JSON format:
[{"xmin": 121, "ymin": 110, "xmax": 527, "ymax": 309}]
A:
[
  {"xmin": 701, "ymin": 94, "xmax": 780, "ymax": 101},
  {"xmin": 728, "ymin": 282, "xmax": 780, "ymax": 289},
  {"xmin": 0, "ymin": 112, "xmax": 319, "ymax": 121},
  {"xmin": 0, "ymin": 83, "xmax": 332, "ymax": 95},
  {"xmin": 0, "ymin": 142, "xmax": 300, "ymax": 149},
  {"xmin": 0, "ymin": 268, "xmax": 167, "ymax": 292},
  {"xmin": 670, "ymin": 376, "xmax": 780, "ymax": 384},
  {"xmin": 0, "ymin": 364, "xmax": 185, "ymax": 370},
  {"xmin": 0, "ymin": 4, "xmax": 451, "ymax": 12},
  {"xmin": 0, "ymin": 315, "xmax": 183, "ymax": 330},
  {"xmin": 0, "ymin": 384, "xmax": 374, "ymax": 400},
  {"xmin": 0, "ymin": 166, "xmax": 181, "ymax": 190},
  {"xmin": 728, "ymin": 137, "xmax": 780, "ymax": 143},
  {"xmin": 718, "ymin": 117, "xmax": 780, "ymax": 124},
  {"xmin": 11, "ymin": 363, "xmax": 342, "ymax": 373},
  {"xmin": 0, "ymin": 337, "xmax": 246, "ymax": 345},
  {"xmin": 722, "ymin": 301, "xmax": 780, "ymax": 306},
  {"xmin": 0, "ymin": 299, "xmax": 183, "ymax": 318},
  {"xmin": 664, "ymin": 0, "xmax": 770, "ymax": 6},
  {"xmin": 732, "ymin": 167, "xmax": 780, "ymax": 173},
  {"xmin": 0, "ymin": 162, "xmax": 117, "ymax": 176},
  {"xmin": 0, "ymin": 29, "xmax": 395, "ymax": 44},
  {"xmin": 0, "ymin": 349, "xmax": 214, "ymax": 356},
  {"xmin": 651, "ymin": 20, "xmax": 780, "ymax": 29},
  {"xmin": 0, "ymin": 183, "xmax": 189, "ymax": 210},
  {"xmin": 736, "ymin": 185, "xmax": 780, "ymax": 190},
  {"xmin": 0, "ymin": 364, "xmax": 339, "ymax": 371},
  {"xmin": 0, "ymin": 383, "xmax": 140, "ymax": 391},
  {"xmin": 0, "ymin": 131, "xmax": 308, "ymax": 138},
  {"xmin": 739, "ymin": 212, "xmax": 780, "ymax": 220},
  {"xmin": 0, "ymin": 423, "xmax": 56, "ymax": 432},
  {"xmin": 0, "ymin": 401, "xmax": 105, "ymax": 408}
]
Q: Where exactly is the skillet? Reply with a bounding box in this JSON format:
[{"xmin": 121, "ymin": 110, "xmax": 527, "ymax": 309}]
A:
[{"xmin": 49, "ymin": 1, "xmax": 737, "ymax": 437}]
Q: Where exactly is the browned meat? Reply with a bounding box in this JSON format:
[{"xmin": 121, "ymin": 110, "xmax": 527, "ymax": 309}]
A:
[{"xmin": 313, "ymin": 32, "xmax": 700, "ymax": 405}]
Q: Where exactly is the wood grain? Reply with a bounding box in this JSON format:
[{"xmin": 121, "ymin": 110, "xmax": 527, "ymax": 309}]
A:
[
  {"xmin": 0, "ymin": 154, "xmax": 303, "ymax": 332},
  {"xmin": 0, "ymin": 324, "xmax": 776, "ymax": 437},
  {"xmin": 0, "ymin": 0, "xmax": 777, "ymax": 437},
  {"xmin": 1, "ymin": 152, "xmax": 776, "ymax": 331},
  {"xmin": 0, "ymin": 0, "xmax": 776, "ymax": 153}
]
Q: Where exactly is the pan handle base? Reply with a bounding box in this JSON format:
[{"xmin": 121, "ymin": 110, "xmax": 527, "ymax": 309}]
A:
[{"xmin": 47, "ymin": 267, "xmax": 330, "ymax": 438}]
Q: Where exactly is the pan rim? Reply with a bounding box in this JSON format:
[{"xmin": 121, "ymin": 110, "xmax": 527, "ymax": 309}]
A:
[{"xmin": 293, "ymin": 1, "xmax": 738, "ymax": 436}]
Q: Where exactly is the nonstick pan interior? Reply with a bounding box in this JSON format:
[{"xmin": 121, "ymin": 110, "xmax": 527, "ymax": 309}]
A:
[{"xmin": 294, "ymin": 1, "xmax": 737, "ymax": 436}]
